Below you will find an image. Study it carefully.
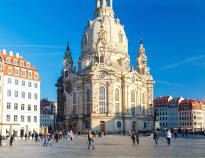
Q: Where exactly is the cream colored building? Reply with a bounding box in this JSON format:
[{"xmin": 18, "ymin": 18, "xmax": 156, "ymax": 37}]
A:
[{"xmin": 56, "ymin": 0, "xmax": 155, "ymax": 133}]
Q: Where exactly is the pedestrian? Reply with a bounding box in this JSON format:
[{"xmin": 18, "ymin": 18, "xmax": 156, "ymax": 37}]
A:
[
  {"xmin": 153, "ymin": 130, "xmax": 159, "ymax": 146},
  {"xmin": 32, "ymin": 133, "xmax": 34, "ymax": 141},
  {"xmin": 167, "ymin": 129, "xmax": 171, "ymax": 145},
  {"xmin": 25, "ymin": 132, "xmax": 28, "ymax": 142},
  {"xmin": 174, "ymin": 130, "xmax": 177, "ymax": 139},
  {"xmin": 43, "ymin": 134, "xmax": 48, "ymax": 146},
  {"xmin": 35, "ymin": 132, "xmax": 39, "ymax": 142},
  {"xmin": 136, "ymin": 130, "xmax": 139, "ymax": 145},
  {"xmin": 70, "ymin": 130, "xmax": 73, "ymax": 141},
  {"xmin": 9, "ymin": 134, "xmax": 14, "ymax": 148},
  {"xmin": 0, "ymin": 133, "xmax": 2, "ymax": 146},
  {"xmin": 131, "ymin": 131, "xmax": 136, "ymax": 146},
  {"xmin": 88, "ymin": 130, "xmax": 95, "ymax": 151}
]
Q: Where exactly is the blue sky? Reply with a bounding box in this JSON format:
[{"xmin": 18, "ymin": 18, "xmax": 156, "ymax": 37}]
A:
[{"xmin": 0, "ymin": 0, "xmax": 204, "ymax": 101}]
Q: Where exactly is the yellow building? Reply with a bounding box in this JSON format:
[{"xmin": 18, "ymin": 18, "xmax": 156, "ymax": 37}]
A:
[{"xmin": 56, "ymin": 0, "xmax": 155, "ymax": 133}]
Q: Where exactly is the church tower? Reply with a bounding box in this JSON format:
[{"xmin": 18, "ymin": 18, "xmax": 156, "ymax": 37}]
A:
[{"xmin": 56, "ymin": 1, "xmax": 155, "ymax": 133}]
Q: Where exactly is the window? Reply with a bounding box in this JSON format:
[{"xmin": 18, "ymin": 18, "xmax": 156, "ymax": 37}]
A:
[
  {"xmin": 14, "ymin": 68, "xmax": 19, "ymax": 75},
  {"xmin": 21, "ymin": 70, "xmax": 26, "ymax": 76},
  {"xmin": 34, "ymin": 105, "xmax": 37, "ymax": 111},
  {"xmin": 117, "ymin": 121, "xmax": 121, "ymax": 129},
  {"xmin": 115, "ymin": 88, "xmax": 120, "ymax": 115},
  {"xmin": 73, "ymin": 92, "xmax": 76, "ymax": 114},
  {"xmin": 22, "ymin": 80, "xmax": 25, "ymax": 86},
  {"xmin": 119, "ymin": 33, "xmax": 123, "ymax": 43},
  {"xmin": 27, "ymin": 116, "xmax": 31, "ymax": 122},
  {"xmin": 28, "ymin": 82, "xmax": 32, "ymax": 87},
  {"xmin": 6, "ymin": 115, "xmax": 11, "ymax": 122},
  {"xmin": 21, "ymin": 91, "xmax": 25, "ymax": 98},
  {"xmin": 28, "ymin": 92, "xmax": 31, "ymax": 99},
  {"xmin": 28, "ymin": 71, "xmax": 32, "ymax": 78},
  {"xmin": 21, "ymin": 104, "xmax": 25, "ymax": 110},
  {"xmin": 131, "ymin": 90, "xmax": 135, "ymax": 116},
  {"xmin": 8, "ymin": 78, "xmax": 12, "ymax": 84},
  {"xmin": 26, "ymin": 63, "xmax": 30, "ymax": 68},
  {"xmin": 13, "ymin": 59, "xmax": 17, "ymax": 65},
  {"xmin": 34, "ymin": 116, "xmax": 37, "ymax": 123},
  {"xmin": 34, "ymin": 93, "xmax": 38, "ymax": 100},
  {"xmin": 15, "ymin": 79, "xmax": 19, "ymax": 85},
  {"xmin": 99, "ymin": 86, "xmax": 106, "ymax": 114},
  {"xmin": 6, "ymin": 57, "xmax": 11, "ymax": 63},
  {"xmin": 86, "ymin": 89, "xmax": 91, "ymax": 102},
  {"xmin": 7, "ymin": 89, "xmax": 11, "ymax": 97},
  {"xmin": 34, "ymin": 73, "xmax": 38, "ymax": 79},
  {"xmin": 99, "ymin": 86, "xmax": 105, "ymax": 100},
  {"xmin": 28, "ymin": 104, "xmax": 31, "ymax": 111},
  {"xmin": 8, "ymin": 67, "xmax": 12, "ymax": 74},
  {"xmin": 21, "ymin": 116, "xmax": 24, "ymax": 122},
  {"xmin": 14, "ymin": 103, "xmax": 18, "ymax": 110},
  {"xmin": 14, "ymin": 90, "xmax": 18, "ymax": 97},
  {"xmin": 34, "ymin": 83, "xmax": 38, "ymax": 88},
  {"xmin": 99, "ymin": 102, "xmax": 105, "ymax": 114},
  {"xmin": 20, "ymin": 61, "xmax": 24, "ymax": 67},
  {"xmin": 87, "ymin": 103, "xmax": 91, "ymax": 114},
  {"xmin": 143, "ymin": 106, "xmax": 146, "ymax": 116},
  {"xmin": 7, "ymin": 102, "xmax": 11, "ymax": 109},
  {"xmin": 14, "ymin": 115, "xmax": 18, "ymax": 122}
]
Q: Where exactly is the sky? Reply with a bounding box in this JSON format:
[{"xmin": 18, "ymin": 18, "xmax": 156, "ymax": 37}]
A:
[{"xmin": 0, "ymin": 0, "xmax": 204, "ymax": 101}]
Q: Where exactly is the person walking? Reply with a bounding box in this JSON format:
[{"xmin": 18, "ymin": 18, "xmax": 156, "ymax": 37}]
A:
[
  {"xmin": 136, "ymin": 130, "xmax": 140, "ymax": 145},
  {"xmin": 70, "ymin": 130, "xmax": 73, "ymax": 141},
  {"xmin": 25, "ymin": 132, "xmax": 28, "ymax": 142},
  {"xmin": 35, "ymin": 132, "xmax": 39, "ymax": 142},
  {"xmin": 167, "ymin": 129, "xmax": 171, "ymax": 145},
  {"xmin": 0, "ymin": 133, "xmax": 2, "ymax": 146},
  {"xmin": 174, "ymin": 130, "xmax": 178, "ymax": 139},
  {"xmin": 153, "ymin": 130, "xmax": 159, "ymax": 147},
  {"xmin": 9, "ymin": 134, "xmax": 14, "ymax": 148},
  {"xmin": 131, "ymin": 131, "xmax": 136, "ymax": 146},
  {"xmin": 88, "ymin": 130, "xmax": 95, "ymax": 151}
]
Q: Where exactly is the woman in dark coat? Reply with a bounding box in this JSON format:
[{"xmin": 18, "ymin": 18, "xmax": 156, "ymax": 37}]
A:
[
  {"xmin": 10, "ymin": 134, "xmax": 14, "ymax": 148},
  {"xmin": 153, "ymin": 130, "xmax": 159, "ymax": 146},
  {"xmin": 0, "ymin": 133, "xmax": 2, "ymax": 145}
]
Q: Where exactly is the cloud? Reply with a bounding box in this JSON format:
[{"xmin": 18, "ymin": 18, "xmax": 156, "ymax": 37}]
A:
[
  {"xmin": 156, "ymin": 80, "xmax": 187, "ymax": 87},
  {"xmin": 158, "ymin": 54, "xmax": 205, "ymax": 71},
  {"xmin": 0, "ymin": 44, "xmax": 64, "ymax": 49}
]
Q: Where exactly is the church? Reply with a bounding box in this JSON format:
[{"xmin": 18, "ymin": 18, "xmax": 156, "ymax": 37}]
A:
[{"xmin": 56, "ymin": 0, "xmax": 155, "ymax": 133}]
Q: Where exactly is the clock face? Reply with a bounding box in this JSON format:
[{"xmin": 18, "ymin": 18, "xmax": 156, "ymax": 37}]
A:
[
  {"xmin": 98, "ymin": 72, "xmax": 105, "ymax": 79},
  {"xmin": 100, "ymin": 47, "xmax": 104, "ymax": 52}
]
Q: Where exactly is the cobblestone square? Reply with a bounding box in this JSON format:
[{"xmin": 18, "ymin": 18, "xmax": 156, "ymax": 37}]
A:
[{"xmin": 0, "ymin": 135, "xmax": 205, "ymax": 158}]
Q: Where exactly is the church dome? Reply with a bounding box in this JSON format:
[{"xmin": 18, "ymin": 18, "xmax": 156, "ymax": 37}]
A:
[{"xmin": 81, "ymin": 0, "xmax": 128, "ymax": 55}]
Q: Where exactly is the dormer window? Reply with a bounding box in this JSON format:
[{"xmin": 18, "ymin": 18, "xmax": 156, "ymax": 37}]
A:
[
  {"xmin": 26, "ymin": 62, "xmax": 30, "ymax": 68},
  {"xmin": 34, "ymin": 73, "xmax": 38, "ymax": 79},
  {"xmin": 6, "ymin": 57, "xmax": 11, "ymax": 64},
  {"xmin": 20, "ymin": 61, "xmax": 24, "ymax": 67},
  {"xmin": 13, "ymin": 59, "xmax": 17, "ymax": 65}
]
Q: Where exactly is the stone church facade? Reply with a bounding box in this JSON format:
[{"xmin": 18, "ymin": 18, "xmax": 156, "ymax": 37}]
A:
[{"xmin": 56, "ymin": 0, "xmax": 155, "ymax": 133}]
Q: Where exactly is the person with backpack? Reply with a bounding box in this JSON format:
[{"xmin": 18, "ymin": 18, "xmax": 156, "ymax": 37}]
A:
[{"xmin": 88, "ymin": 130, "xmax": 95, "ymax": 151}]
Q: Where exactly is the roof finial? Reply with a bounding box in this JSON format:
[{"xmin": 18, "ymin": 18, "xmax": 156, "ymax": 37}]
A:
[
  {"xmin": 67, "ymin": 41, "xmax": 70, "ymax": 50},
  {"xmin": 140, "ymin": 38, "xmax": 143, "ymax": 45}
]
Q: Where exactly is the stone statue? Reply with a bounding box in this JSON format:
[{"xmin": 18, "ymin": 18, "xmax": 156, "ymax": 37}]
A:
[{"xmin": 154, "ymin": 111, "xmax": 159, "ymax": 121}]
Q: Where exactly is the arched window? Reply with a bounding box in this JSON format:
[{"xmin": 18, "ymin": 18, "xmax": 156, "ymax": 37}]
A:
[
  {"xmin": 87, "ymin": 89, "xmax": 91, "ymax": 114},
  {"xmin": 99, "ymin": 86, "xmax": 105, "ymax": 114},
  {"xmin": 131, "ymin": 90, "xmax": 135, "ymax": 116},
  {"xmin": 115, "ymin": 88, "xmax": 120, "ymax": 115},
  {"xmin": 73, "ymin": 92, "xmax": 76, "ymax": 114},
  {"xmin": 6, "ymin": 57, "xmax": 10, "ymax": 64},
  {"xmin": 99, "ymin": 86, "xmax": 105, "ymax": 100}
]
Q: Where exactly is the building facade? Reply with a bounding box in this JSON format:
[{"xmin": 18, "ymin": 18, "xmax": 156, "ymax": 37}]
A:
[
  {"xmin": 56, "ymin": 0, "xmax": 155, "ymax": 133},
  {"xmin": 179, "ymin": 99, "xmax": 205, "ymax": 131},
  {"xmin": 0, "ymin": 49, "xmax": 41, "ymax": 137},
  {"xmin": 40, "ymin": 98, "xmax": 57, "ymax": 131},
  {"xmin": 154, "ymin": 96, "xmax": 184, "ymax": 129}
]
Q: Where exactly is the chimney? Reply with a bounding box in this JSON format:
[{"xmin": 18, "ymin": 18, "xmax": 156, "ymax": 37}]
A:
[
  {"xmin": 9, "ymin": 51, "xmax": 13, "ymax": 56},
  {"xmin": 2, "ymin": 49, "xmax": 6, "ymax": 54},
  {"xmin": 16, "ymin": 53, "xmax": 20, "ymax": 58}
]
